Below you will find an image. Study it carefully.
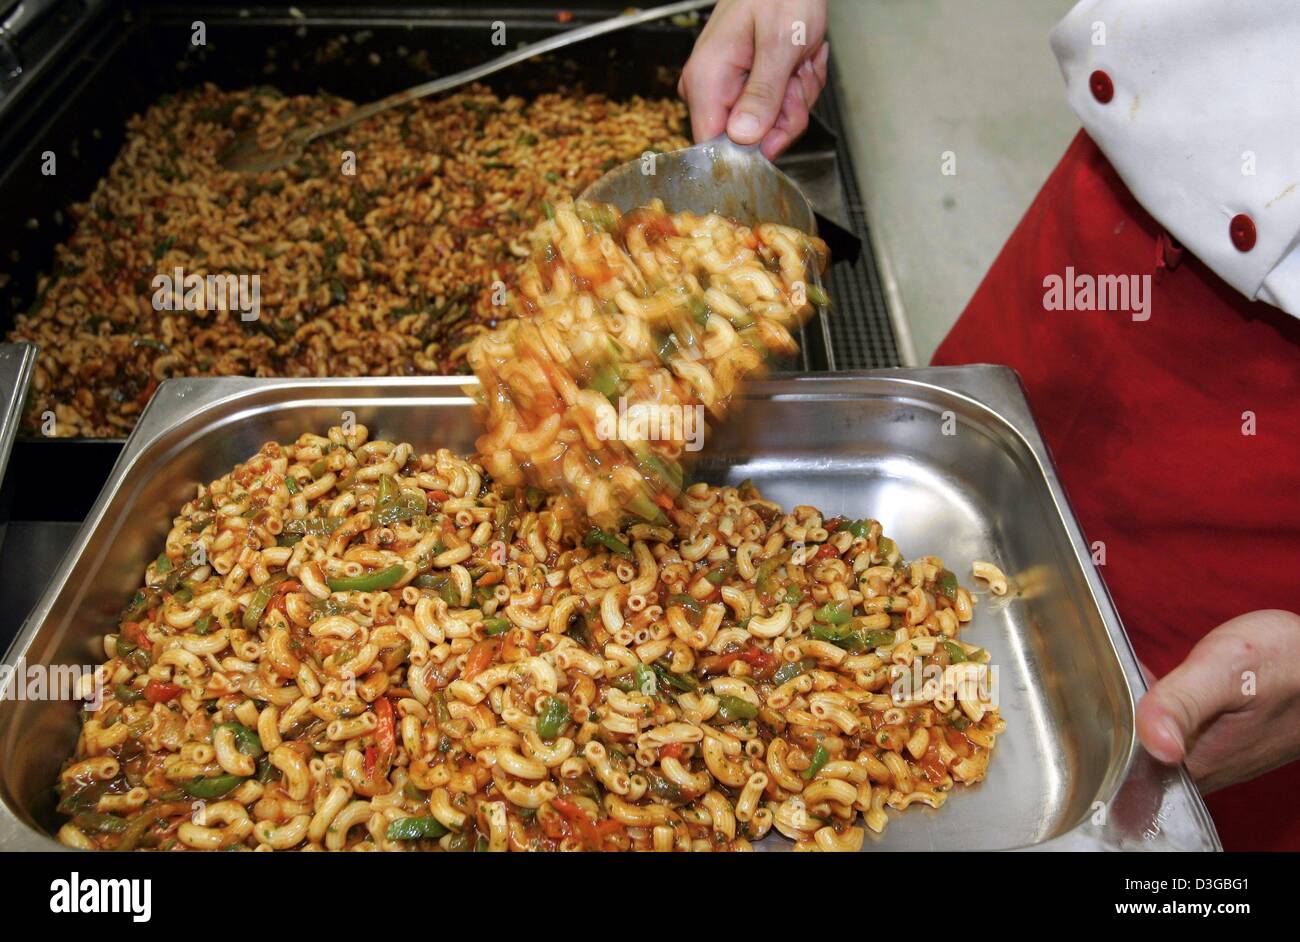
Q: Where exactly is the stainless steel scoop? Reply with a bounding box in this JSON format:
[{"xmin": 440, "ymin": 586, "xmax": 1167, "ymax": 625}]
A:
[
  {"xmin": 580, "ymin": 134, "xmax": 818, "ymax": 233},
  {"xmin": 583, "ymin": 134, "xmax": 832, "ymax": 371}
]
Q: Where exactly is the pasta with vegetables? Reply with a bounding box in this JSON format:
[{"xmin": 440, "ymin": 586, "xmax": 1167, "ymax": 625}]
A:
[
  {"xmin": 468, "ymin": 198, "xmax": 831, "ymax": 528},
  {"xmin": 55, "ymin": 424, "xmax": 1002, "ymax": 852},
  {"xmin": 8, "ymin": 84, "xmax": 688, "ymax": 437}
]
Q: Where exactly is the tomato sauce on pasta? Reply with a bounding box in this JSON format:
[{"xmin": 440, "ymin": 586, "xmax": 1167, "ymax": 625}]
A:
[
  {"xmin": 468, "ymin": 199, "xmax": 832, "ymax": 527},
  {"xmin": 54, "ymin": 424, "xmax": 1003, "ymax": 852}
]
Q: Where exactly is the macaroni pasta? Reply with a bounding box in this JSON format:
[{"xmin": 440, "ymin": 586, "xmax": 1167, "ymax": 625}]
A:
[
  {"xmin": 54, "ymin": 425, "xmax": 1002, "ymax": 852},
  {"xmin": 468, "ymin": 199, "xmax": 831, "ymax": 527}
]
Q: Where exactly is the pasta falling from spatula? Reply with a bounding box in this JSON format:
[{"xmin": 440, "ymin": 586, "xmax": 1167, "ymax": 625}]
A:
[{"xmin": 467, "ymin": 198, "xmax": 830, "ymax": 527}]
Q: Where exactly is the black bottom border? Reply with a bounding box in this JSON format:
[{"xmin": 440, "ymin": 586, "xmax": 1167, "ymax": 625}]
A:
[{"xmin": 9, "ymin": 849, "xmax": 1281, "ymax": 926}]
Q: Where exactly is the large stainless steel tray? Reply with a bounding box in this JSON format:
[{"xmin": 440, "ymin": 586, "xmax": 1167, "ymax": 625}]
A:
[{"xmin": 0, "ymin": 368, "xmax": 1220, "ymax": 851}]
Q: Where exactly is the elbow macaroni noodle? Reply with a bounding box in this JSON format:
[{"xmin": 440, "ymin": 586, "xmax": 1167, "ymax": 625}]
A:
[{"xmin": 55, "ymin": 423, "xmax": 1003, "ymax": 852}]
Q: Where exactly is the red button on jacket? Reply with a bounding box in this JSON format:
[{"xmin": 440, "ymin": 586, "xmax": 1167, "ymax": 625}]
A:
[
  {"xmin": 1089, "ymin": 70, "xmax": 1114, "ymax": 103},
  {"xmin": 1230, "ymin": 213, "xmax": 1257, "ymax": 252}
]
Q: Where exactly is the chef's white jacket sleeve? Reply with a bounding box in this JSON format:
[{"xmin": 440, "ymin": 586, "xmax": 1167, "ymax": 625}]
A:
[{"xmin": 1051, "ymin": 0, "xmax": 1300, "ymax": 317}]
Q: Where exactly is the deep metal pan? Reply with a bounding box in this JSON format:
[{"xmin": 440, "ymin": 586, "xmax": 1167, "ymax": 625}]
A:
[{"xmin": 0, "ymin": 368, "xmax": 1219, "ymax": 850}]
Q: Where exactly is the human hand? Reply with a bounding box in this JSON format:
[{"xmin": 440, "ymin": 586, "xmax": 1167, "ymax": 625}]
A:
[
  {"xmin": 1136, "ymin": 609, "xmax": 1300, "ymax": 793},
  {"xmin": 678, "ymin": 0, "xmax": 829, "ymax": 159}
]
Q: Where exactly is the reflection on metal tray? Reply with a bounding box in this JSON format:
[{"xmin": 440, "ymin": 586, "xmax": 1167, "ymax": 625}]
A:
[{"xmin": 0, "ymin": 369, "xmax": 1218, "ymax": 851}]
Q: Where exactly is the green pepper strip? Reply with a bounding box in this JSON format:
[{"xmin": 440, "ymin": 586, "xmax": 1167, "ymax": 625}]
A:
[
  {"xmin": 387, "ymin": 816, "xmax": 450, "ymax": 841},
  {"xmin": 802, "ymin": 743, "xmax": 830, "ymax": 780},
  {"xmin": 255, "ymin": 756, "xmax": 276, "ymax": 783},
  {"xmin": 636, "ymin": 451, "xmax": 684, "ymax": 496},
  {"xmin": 864, "ymin": 628, "xmax": 897, "ymax": 648},
  {"xmin": 646, "ymin": 773, "xmax": 684, "ymax": 805},
  {"xmin": 57, "ymin": 780, "xmax": 110, "ymax": 816},
  {"xmin": 241, "ymin": 576, "xmax": 286, "ymax": 631},
  {"xmin": 668, "ymin": 594, "xmax": 702, "ymax": 615},
  {"xmin": 494, "ymin": 499, "xmax": 520, "ymax": 544},
  {"xmin": 653, "ymin": 662, "xmax": 698, "ymax": 693},
  {"xmin": 182, "ymin": 774, "xmax": 246, "ymax": 800},
  {"xmin": 282, "ymin": 515, "xmax": 345, "ymax": 539},
  {"xmin": 536, "ymin": 697, "xmax": 571, "ymax": 741},
  {"xmin": 579, "ymin": 202, "xmax": 618, "ymax": 232},
  {"xmin": 626, "ymin": 490, "xmax": 667, "ymax": 524},
  {"xmin": 754, "ymin": 555, "xmax": 785, "ymax": 596},
  {"xmin": 217, "ymin": 722, "xmax": 264, "ymax": 757},
  {"xmin": 374, "ymin": 474, "xmax": 428, "ymax": 527},
  {"xmin": 814, "ymin": 601, "xmax": 853, "ymax": 625},
  {"xmin": 116, "ymin": 801, "xmax": 192, "ymax": 851},
  {"xmin": 772, "ymin": 658, "xmax": 815, "ymax": 686},
  {"xmin": 944, "ymin": 641, "xmax": 969, "ymax": 663},
  {"xmin": 482, "ymin": 617, "xmax": 511, "ymax": 636},
  {"xmin": 121, "ymin": 587, "xmax": 159, "ymax": 622},
  {"xmin": 938, "ymin": 569, "xmax": 959, "ymax": 601},
  {"xmin": 634, "ymin": 663, "xmax": 657, "ymax": 694},
  {"xmin": 704, "ymin": 560, "xmax": 736, "ymax": 586},
  {"xmin": 809, "ymin": 622, "xmax": 850, "ymax": 643},
  {"xmin": 587, "ymin": 363, "xmax": 621, "ymax": 399},
  {"xmin": 811, "ymin": 622, "xmax": 877, "ymax": 653},
  {"xmin": 715, "ymin": 695, "xmax": 758, "ymax": 723},
  {"xmin": 414, "ymin": 573, "xmax": 460, "ymax": 606},
  {"xmin": 73, "ymin": 811, "xmax": 128, "ymax": 834},
  {"xmin": 583, "ymin": 528, "xmax": 633, "ymax": 559},
  {"xmin": 432, "ymin": 692, "xmax": 452, "ymax": 725},
  {"xmin": 328, "ymin": 564, "xmax": 406, "ymax": 593}
]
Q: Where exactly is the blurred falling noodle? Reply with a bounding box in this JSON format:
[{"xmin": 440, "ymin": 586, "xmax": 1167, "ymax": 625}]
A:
[{"xmin": 468, "ymin": 199, "xmax": 831, "ymax": 527}]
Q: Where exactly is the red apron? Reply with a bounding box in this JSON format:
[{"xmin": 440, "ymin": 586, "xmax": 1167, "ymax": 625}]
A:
[{"xmin": 932, "ymin": 130, "xmax": 1300, "ymax": 851}]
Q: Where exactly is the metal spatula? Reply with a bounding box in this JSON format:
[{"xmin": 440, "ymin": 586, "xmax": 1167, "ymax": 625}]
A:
[
  {"xmin": 580, "ymin": 134, "xmax": 818, "ymax": 233},
  {"xmin": 219, "ymin": 0, "xmax": 715, "ymax": 173},
  {"xmin": 582, "ymin": 134, "xmax": 834, "ymax": 368}
]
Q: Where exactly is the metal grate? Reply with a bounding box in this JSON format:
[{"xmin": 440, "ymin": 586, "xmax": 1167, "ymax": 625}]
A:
[{"xmin": 813, "ymin": 78, "xmax": 903, "ymax": 370}]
